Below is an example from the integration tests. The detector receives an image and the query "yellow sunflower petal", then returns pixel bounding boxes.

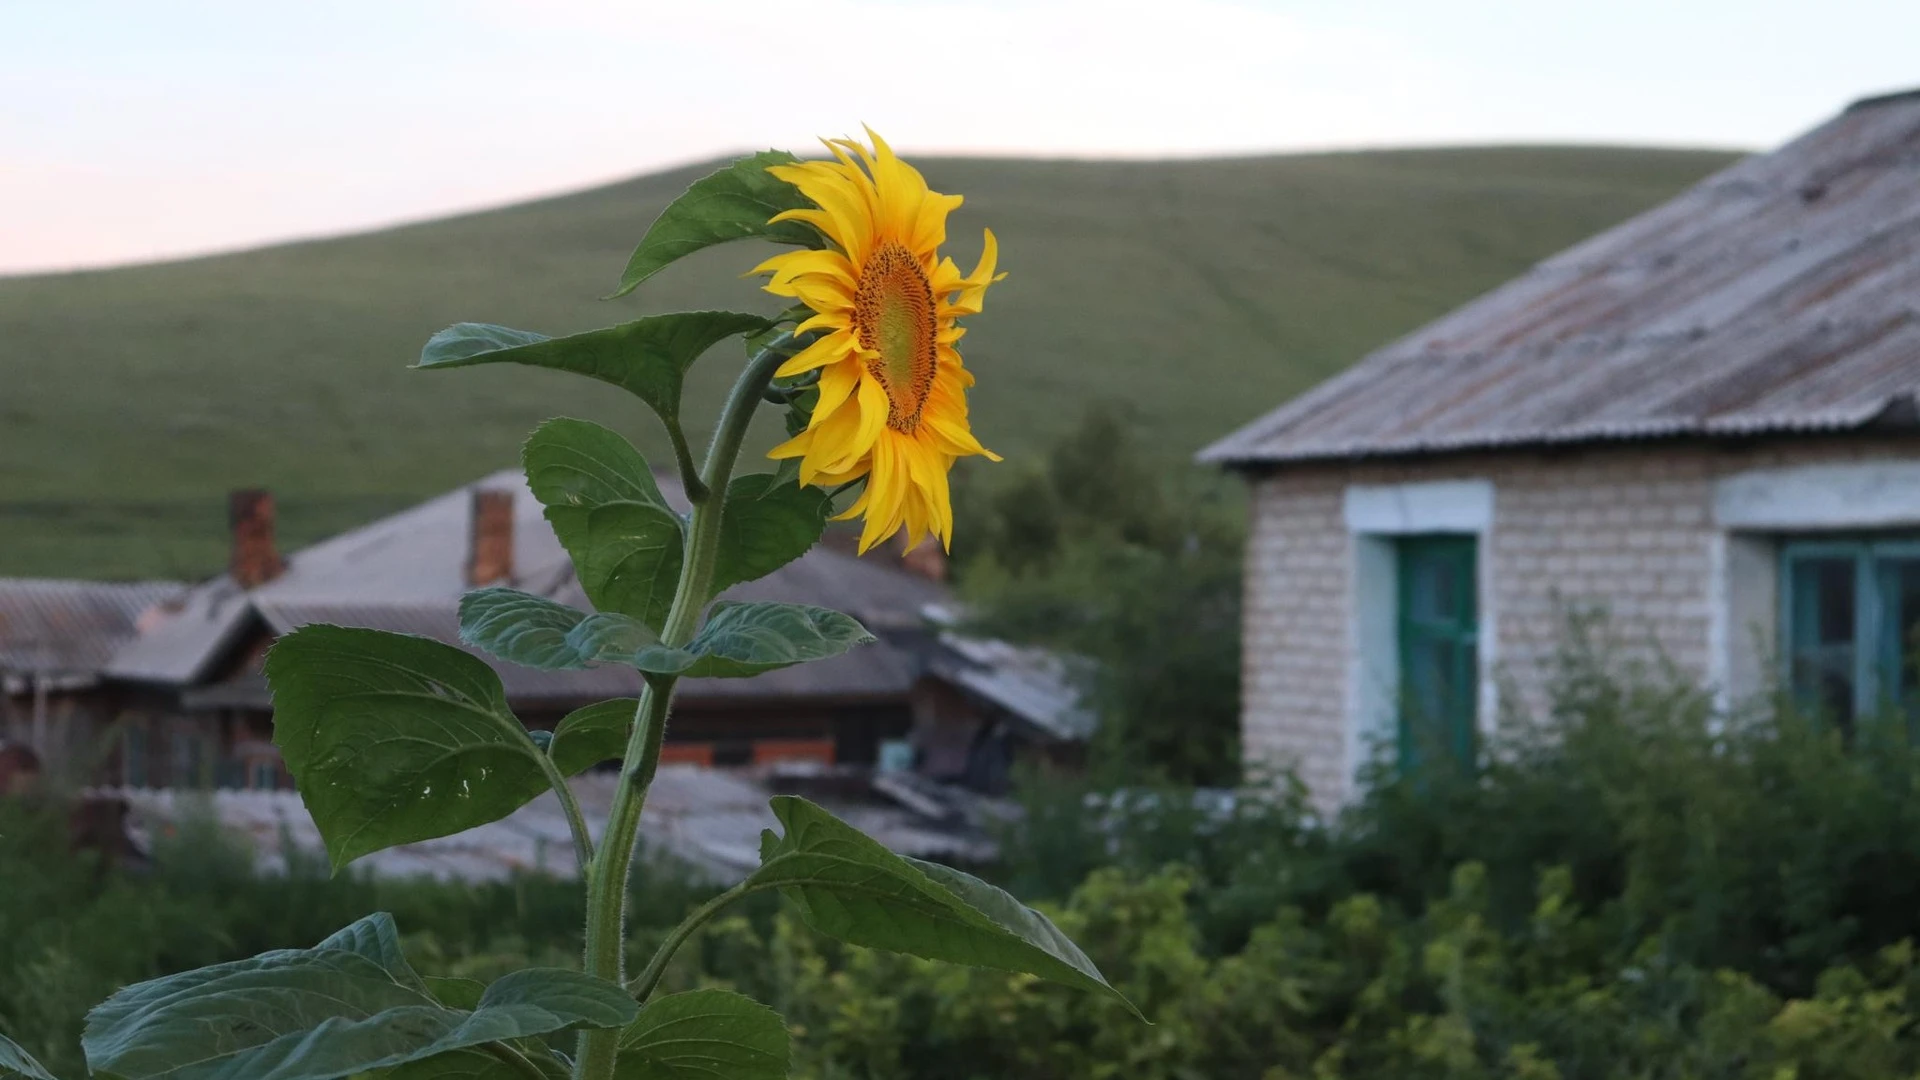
[807,359,861,428]
[774,330,857,379]
[759,131,999,554]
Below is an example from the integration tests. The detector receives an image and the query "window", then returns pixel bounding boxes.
[1783,538,1920,731]
[122,724,148,788]
[1397,535,1479,770]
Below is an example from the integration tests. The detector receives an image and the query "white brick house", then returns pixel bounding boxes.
[1200,90,1920,808]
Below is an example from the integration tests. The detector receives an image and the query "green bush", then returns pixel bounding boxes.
[0,799,732,1076]
[19,632,1920,1077]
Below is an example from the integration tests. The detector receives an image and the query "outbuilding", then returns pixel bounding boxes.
[1202,90,1920,808]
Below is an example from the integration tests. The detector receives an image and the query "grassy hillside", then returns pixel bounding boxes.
[0,146,1738,579]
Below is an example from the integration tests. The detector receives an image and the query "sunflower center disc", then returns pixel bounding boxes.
[853,241,938,433]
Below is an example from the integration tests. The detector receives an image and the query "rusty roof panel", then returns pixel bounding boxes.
[1201,93,1920,466]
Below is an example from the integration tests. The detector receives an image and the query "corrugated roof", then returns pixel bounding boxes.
[928,632,1096,743]
[183,598,919,709]
[109,467,940,688]
[1200,92,1920,467]
[0,579,184,677]
[95,766,998,883]
[97,464,1083,735]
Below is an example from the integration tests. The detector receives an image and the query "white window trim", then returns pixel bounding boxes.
[1342,479,1496,798]
[1710,460,1920,709]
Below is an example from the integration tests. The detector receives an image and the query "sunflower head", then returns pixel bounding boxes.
[754,129,1003,555]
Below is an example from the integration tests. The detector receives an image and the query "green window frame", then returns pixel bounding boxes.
[1396,534,1479,771]
[1781,537,1920,732]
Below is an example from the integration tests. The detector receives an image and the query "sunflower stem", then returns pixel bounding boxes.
[664,418,707,505]
[574,336,792,1080]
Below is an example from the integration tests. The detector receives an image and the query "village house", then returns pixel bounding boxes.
[0,472,1088,798]
[1201,89,1920,809]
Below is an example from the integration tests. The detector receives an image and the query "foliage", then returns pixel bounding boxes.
[0,148,1737,579]
[776,640,1920,1078]
[0,798,712,1078]
[23,644,1920,1074]
[956,406,1244,786]
[1,143,1129,1080]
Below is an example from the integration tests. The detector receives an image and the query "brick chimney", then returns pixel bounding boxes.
[467,489,515,586]
[228,489,285,589]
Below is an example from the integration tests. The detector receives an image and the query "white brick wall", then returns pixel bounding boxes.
[1239,436,1920,811]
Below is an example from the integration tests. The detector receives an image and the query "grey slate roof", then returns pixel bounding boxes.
[1200,90,1920,467]
[98,766,998,883]
[927,632,1097,743]
[103,465,1073,727]
[0,579,184,678]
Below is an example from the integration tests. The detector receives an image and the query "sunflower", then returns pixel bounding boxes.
[755,129,1003,555]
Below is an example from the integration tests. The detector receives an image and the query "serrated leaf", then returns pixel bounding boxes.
[83,920,635,1080]
[317,913,428,993]
[459,589,592,671]
[709,473,832,599]
[421,977,485,1013]
[418,313,770,432]
[0,1034,57,1080]
[549,698,639,776]
[564,612,664,663]
[521,418,670,513]
[753,796,1140,1018]
[379,1048,526,1080]
[523,419,685,633]
[613,989,787,1080]
[475,969,638,1031]
[383,1046,572,1080]
[265,625,550,871]
[579,602,873,680]
[609,151,819,298]
[677,601,873,678]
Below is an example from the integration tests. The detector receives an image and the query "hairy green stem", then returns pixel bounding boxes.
[534,750,595,878]
[574,336,792,1080]
[626,878,757,1002]
[663,418,707,505]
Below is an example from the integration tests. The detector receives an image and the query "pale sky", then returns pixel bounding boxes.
[4,0,1917,275]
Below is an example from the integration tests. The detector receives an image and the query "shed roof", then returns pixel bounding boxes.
[0,579,184,678]
[101,466,1072,729]
[1200,91,1920,467]
[108,467,943,692]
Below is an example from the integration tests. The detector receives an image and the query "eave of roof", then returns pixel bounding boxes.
[1199,91,1920,469]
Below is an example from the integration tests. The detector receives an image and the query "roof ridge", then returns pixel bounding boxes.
[1846,87,1920,113]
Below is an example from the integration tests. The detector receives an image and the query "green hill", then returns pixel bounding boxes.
[0,146,1738,579]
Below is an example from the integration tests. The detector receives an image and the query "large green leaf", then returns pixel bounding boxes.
[265,625,550,871]
[612,990,787,1080]
[316,912,427,992]
[577,602,873,680]
[422,977,486,1012]
[677,602,873,678]
[709,473,832,599]
[83,917,635,1080]
[381,1047,567,1080]
[753,797,1140,1018]
[418,312,771,433]
[521,417,670,513]
[609,151,818,298]
[0,1035,56,1080]
[522,419,685,633]
[459,588,592,671]
[549,698,639,776]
